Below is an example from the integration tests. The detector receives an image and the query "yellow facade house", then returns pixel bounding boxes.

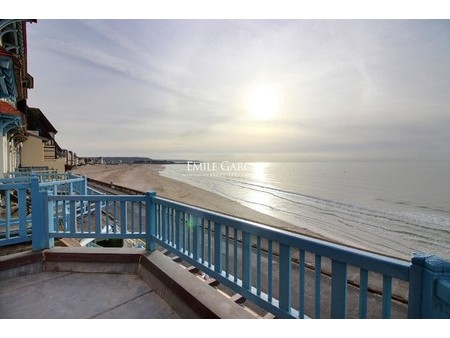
[21,107,66,173]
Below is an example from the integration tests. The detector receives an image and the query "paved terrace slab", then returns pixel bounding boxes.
[0,247,259,319]
[0,271,180,319]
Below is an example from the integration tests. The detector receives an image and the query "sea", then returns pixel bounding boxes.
[160,160,450,261]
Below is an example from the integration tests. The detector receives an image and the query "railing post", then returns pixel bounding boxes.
[83,175,88,195]
[31,176,45,251]
[145,191,156,251]
[331,259,348,318]
[408,253,450,318]
[31,176,53,250]
[408,253,429,318]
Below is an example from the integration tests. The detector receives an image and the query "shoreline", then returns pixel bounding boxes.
[73,163,328,241]
[72,163,415,261]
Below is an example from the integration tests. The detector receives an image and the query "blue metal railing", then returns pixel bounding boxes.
[151,196,412,319]
[3,174,450,318]
[28,189,449,318]
[0,180,31,246]
[46,194,148,240]
[0,171,89,248]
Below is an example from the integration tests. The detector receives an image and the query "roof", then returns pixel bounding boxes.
[26,107,58,134]
[0,100,21,116]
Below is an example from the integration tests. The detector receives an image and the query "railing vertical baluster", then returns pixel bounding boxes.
[120,201,127,235]
[268,239,273,302]
[105,199,109,219]
[233,228,238,282]
[170,208,174,245]
[113,201,117,230]
[5,189,10,239]
[185,213,190,254]
[225,226,229,277]
[193,216,200,261]
[88,201,92,233]
[54,198,59,231]
[315,254,322,319]
[55,196,59,232]
[18,188,27,238]
[131,201,135,234]
[47,193,55,248]
[95,201,101,234]
[382,275,392,319]
[155,204,159,237]
[256,236,261,296]
[299,250,305,318]
[69,200,76,234]
[161,206,166,240]
[331,260,348,318]
[176,210,182,250]
[201,217,205,263]
[80,200,85,234]
[242,231,252,290]
[139,201,143,234]
[359,268,368,319]
[279,243,292,313]
[214,223,222,273]
[167,208,171,243]
[62,200,67,231]
[160,205,164,239]
[181,211,186,252]
[207,220,212,267]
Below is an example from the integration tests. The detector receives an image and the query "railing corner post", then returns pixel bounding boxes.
[408,253,450,318]
[31,177,49,251]
[145,191,157,251]
[408,252,427,318]
[83,175,88,195]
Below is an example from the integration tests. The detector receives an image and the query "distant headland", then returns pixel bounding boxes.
[80,156,200,166]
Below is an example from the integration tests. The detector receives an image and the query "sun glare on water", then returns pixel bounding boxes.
[247,84,279,120]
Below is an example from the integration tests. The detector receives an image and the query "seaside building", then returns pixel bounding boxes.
[1,19,73,174]
[21,107,66,173]
[0,19,35,176]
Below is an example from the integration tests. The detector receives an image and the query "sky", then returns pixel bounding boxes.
[25,19,450,161]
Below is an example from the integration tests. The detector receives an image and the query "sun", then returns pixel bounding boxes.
[247,84,279,120]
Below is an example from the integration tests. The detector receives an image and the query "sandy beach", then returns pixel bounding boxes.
[73,164,325,241]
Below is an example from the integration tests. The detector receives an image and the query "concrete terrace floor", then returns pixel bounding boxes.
[0,271,180,319]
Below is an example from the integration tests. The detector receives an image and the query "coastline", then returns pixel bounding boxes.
[73,164,327,241]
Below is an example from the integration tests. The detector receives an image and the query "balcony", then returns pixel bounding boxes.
[1,171,449,319]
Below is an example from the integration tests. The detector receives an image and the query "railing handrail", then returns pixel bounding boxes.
[0,181,32,190]
[0,176,32,184]
[48,194,145,202]
[39,177,85,188]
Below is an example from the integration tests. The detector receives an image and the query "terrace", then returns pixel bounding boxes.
[1,170,449,319]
